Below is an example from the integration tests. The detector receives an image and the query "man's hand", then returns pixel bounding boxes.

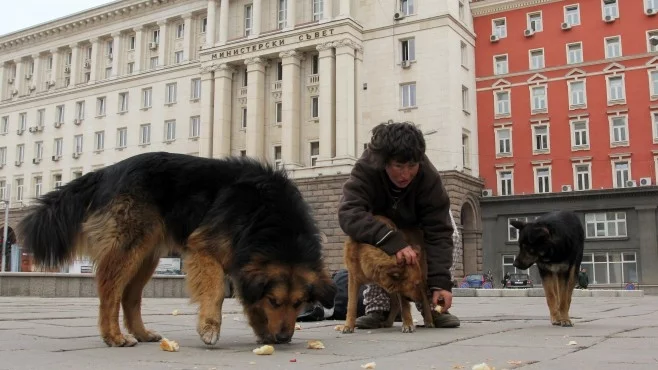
[432,289,453,311]
[395,246,418,265]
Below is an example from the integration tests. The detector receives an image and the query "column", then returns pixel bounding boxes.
[213,64,235,158]
[339,0,351,17]
[111,32,122,78]
[50,49,62,88]
[638,206,658,286]
[199,64,215,158]
[88,39,98,83]
[280,50,303,167]
[251,0,262,38]
[157,20,168,66]
[207,0,218,46]
[133,27,144,73]
[218,0,228,45]
[316,42,335,161]
[334,39,357,160]
[182,13,193,61]
[245,57,266,159]
[0,62,6,100]
[31,54,41,92]
[285,0,296,30]
[14,59,24,96]
[322,0,333,22]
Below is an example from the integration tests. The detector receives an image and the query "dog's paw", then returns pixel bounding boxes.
[198,321,220,345]
[424,320,435,329]
[401,324,415,333]
[103,333,138,347]
[341,325,355,334]
[559,319,573,327]
[134,330,162,342]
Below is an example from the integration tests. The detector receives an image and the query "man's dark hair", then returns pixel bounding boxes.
[367,121,426,167]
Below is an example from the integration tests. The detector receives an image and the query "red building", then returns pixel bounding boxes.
[471,0,658,291]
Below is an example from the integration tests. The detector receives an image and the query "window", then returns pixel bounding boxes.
[401,38,415,62]
[191,78,201,100]
[494,55,508,75]
[462,86,469,113]
[273,145,282,169]
[140,124,151,145]
[311,55,319,74]
[1,116,8,134]
[569,80,587,107]
[174,51,184,64]
[460,41,467,68]
[150,57,159,69]
[310,141,320,166]
[53,174,63,189]
[567,43,583,64]
[18,113,26,131]
[574,164,591,191]
[602,0,619,19]
[613,161,630,188]
[564,4,580,25]
[530,86,547,112]
[529,49,544,70]
[0,147,6,166]
[275,102,283,124]
[400,0,414,15]
[74,135,83,154]
[650,70,658,96]
[535,167,551,193]
[495,91,510,115]
[311,96,319,118]
[176,23,184,39]
[53,138,63,157]
[0,181,5,201]
[581,252,637,285]
[648,31,658,52]
[610,116,628,144]
[276,62,283,81]
[15,178,23,202]
[605,36,621,58]
[34,141,43,160]
[190,116,200,138]
[585,212,626,238]
[571,120,589,148]
[119,92,129,112]
[129,35,136,50]
[492,18,506,38]
[607,76,625,102]
[244,4,253,36]
[201,18,207,33]
[16,144,24,163]
[496,128,511,155]
[105,67,112,79]
[278,0,287,29]
[653,112,658,141]
[96,97,106,116]
[165,83,177,104]
[462,133,471,170]
[459,0,465,21]
[527,12,542,32]
[117,128,128,148]
[532,125,549,152]
[33,176,42,198]
[75,101,85,120]
[94,131,105,151]
[312,0,323,21]
[400,83,416,108]
[165,120,176,141]
[55,105,65,123]
[647,0,658,11]
[142,88,152,108]
[498,171,513,196]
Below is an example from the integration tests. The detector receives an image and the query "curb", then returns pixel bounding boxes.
[452,288,644,298]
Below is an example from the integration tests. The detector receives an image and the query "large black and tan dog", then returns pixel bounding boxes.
[510,210,584,327]
[17,152,336,347]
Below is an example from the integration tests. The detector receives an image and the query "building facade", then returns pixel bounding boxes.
[0,0,483,276]
[472,0,658,290]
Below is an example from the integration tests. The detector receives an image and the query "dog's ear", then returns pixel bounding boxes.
[239,273,270,304]
[306,274,337,308]
[387,266,405,281]
[530,225,550,242]
[510,220,527,230]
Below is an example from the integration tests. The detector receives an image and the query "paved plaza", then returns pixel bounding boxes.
[0,295,656,370]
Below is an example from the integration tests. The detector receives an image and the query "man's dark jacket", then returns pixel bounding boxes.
[337,149,455,292]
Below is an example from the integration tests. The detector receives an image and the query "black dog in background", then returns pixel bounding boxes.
[510,210,584,327]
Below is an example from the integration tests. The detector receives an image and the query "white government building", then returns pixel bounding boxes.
[0,0,479,272]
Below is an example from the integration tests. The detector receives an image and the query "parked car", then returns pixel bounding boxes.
[459,273,494,289]
[505,273,533,288]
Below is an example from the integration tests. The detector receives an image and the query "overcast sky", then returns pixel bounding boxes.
[0,0,115,37]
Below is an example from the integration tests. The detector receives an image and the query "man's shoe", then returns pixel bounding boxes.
[432,310,460,328]
[355,311,388,329]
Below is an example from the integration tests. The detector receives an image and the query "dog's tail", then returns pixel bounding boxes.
[16,171,106,269]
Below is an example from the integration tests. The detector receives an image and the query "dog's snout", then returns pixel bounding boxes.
[275,332,292,343]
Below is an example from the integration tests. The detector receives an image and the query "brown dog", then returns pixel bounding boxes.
[341,215,434,334]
